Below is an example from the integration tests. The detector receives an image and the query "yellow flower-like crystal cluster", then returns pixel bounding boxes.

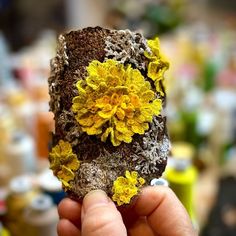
[144,37,169,94]
[112,170,145,206]
[49,140,80,188]
[72,59,162,146]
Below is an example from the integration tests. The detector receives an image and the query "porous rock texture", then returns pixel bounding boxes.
[48,27,170,204]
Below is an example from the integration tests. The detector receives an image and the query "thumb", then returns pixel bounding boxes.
[81,190,127,236]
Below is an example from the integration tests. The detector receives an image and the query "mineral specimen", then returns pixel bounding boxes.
[48,27,170,205]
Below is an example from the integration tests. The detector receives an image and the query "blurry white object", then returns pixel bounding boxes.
[66,0,108,29]
[212,89,236,143]
[150,178,169,187]
[183,86,204,111]
[213,89,236,111]
[5,132,36,176]
[9,175,33,193]
[38,170,62,192]
[196,108,216,136]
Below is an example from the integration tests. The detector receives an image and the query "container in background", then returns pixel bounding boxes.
[6,88,35,134]
[23,194,58,236]
[0,222,10,236]
[35,102,54,159]
[0,188,8,222]
[150,178,169,187]
[5,132,36,176]
[38,170,65,205]
[5,176,38,236]
[165,142,198,224]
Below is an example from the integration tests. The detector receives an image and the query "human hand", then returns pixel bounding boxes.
[57,186,197,236]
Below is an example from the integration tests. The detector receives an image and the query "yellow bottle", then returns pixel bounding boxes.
[165,142,197,222]
[0,223,10,236]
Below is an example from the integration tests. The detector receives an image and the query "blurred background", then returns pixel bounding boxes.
[0,0,236,235]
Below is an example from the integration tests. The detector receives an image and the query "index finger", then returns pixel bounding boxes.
[58,198,82,228]
[134,186,197,236]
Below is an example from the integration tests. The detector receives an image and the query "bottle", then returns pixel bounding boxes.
[5,132,36,176]
[5,176,38,236]
[35,102,54,159]
[23,194,59,236]
[38,169,65,205]
[150,178,169,187]
[165,142,198,225]
[0,222,10,236]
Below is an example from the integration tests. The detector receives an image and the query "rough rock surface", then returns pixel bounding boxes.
[48,27,170,204]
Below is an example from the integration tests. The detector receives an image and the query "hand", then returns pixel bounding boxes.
[57,186,197,236]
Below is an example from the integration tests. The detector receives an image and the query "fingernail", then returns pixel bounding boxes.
[82,190,109,215]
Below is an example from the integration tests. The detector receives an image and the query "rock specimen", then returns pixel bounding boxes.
[48,27,170,206]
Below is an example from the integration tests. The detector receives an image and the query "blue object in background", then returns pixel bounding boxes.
[0,0,12,10]
[0,32,14,86]
[43,189,65,205]
[38,170,65,205]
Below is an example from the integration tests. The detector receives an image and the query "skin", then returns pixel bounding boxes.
[57,186,198,236]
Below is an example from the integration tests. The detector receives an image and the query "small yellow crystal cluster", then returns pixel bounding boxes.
[49,140,80,188]
[72,59,162,146]
[144,37,169,94]
[112,170,145,206]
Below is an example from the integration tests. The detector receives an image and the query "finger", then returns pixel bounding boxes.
[134,186,197,236]
[57,219,81,236]
[118,205,139,228]
[81,190,127,236]
[128,217,156,236]
[58,198,82,228]
[119,207,156,236]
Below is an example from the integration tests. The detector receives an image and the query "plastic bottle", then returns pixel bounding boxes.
[165,142,198,224]
[23,194,58,236]
[5,176,38,236]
